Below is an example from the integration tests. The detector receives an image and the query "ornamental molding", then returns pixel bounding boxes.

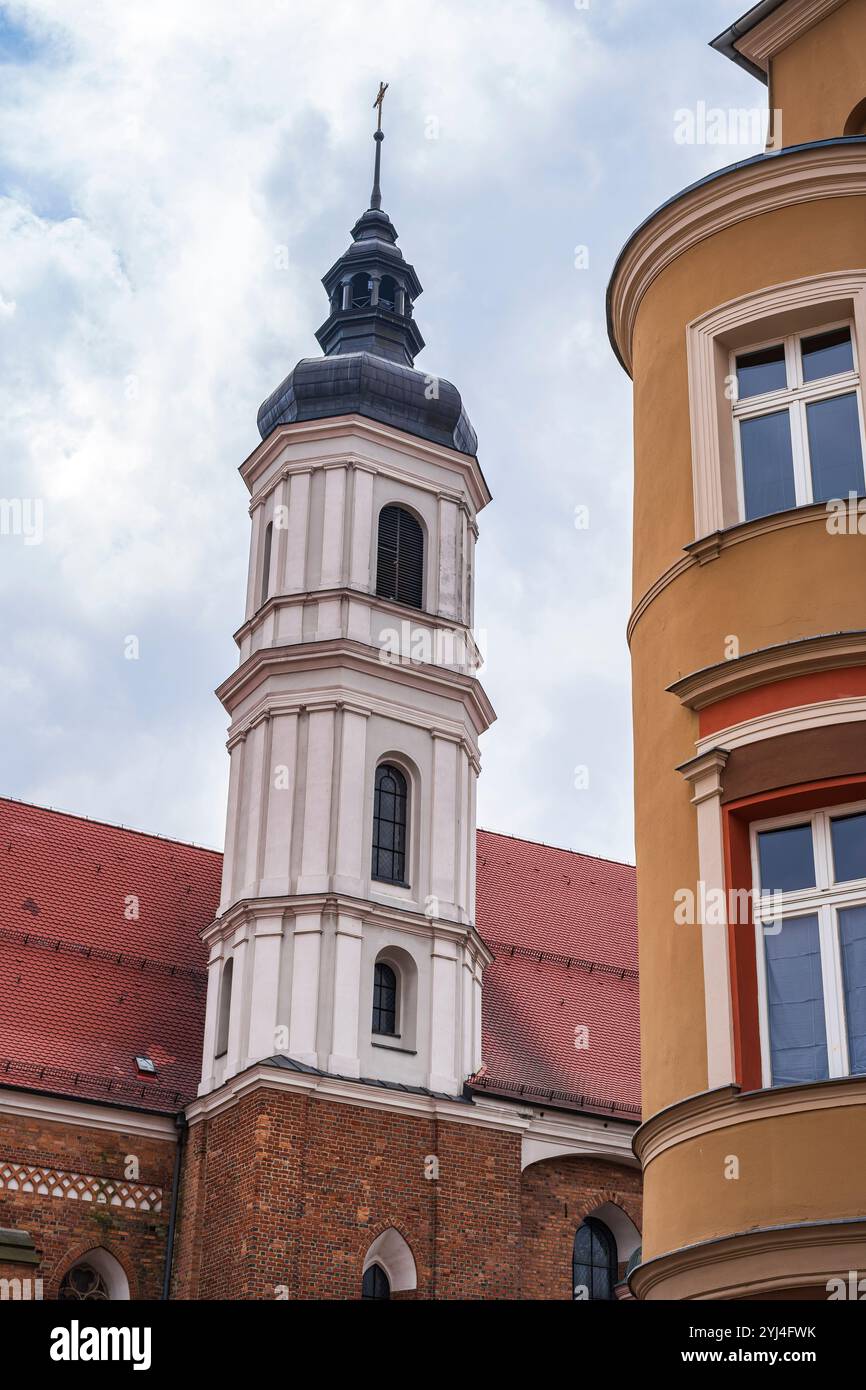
[695,694,866,756]
[0,1160,163,1213]
[0,1088,177,1141]
[634,1076,866,1170]
[232,587,474,649]
[631,1215,866,1301]
[185,1060,637,1147]
[247,452,470,516]
[200,892,494,968]
[239,415,491,514]
[224,686,483,769]
[215,638,496,738]
[733,0,847,74]
[608,139,866,376]
[666,630,866,710]
[627,502,838,644]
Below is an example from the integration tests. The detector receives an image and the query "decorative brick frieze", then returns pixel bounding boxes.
[0,1160,163,1213]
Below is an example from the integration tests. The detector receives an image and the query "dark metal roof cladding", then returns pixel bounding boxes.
[256,352,478,456]
[257,108,477,457]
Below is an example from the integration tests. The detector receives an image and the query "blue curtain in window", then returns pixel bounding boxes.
[764,915,828,1085]
[840,905,866,1076]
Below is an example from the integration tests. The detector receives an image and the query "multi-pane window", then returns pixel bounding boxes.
[752,804,866,1087]
[371,763,408,885]
[372,961,397,1036]
[376,505,424,609]
[732,324,865,521]
[572,1218,617,1301]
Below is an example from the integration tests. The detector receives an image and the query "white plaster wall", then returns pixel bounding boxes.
[201,418,492,1096]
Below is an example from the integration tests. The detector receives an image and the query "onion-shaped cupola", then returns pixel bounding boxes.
[257,83,477,457]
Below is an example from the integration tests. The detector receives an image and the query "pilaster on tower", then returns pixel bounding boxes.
[198,93,494,1102]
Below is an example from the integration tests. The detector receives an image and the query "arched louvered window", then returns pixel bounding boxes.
[215,958,233,1058]
[361,1263,391,1300]
[573,1217,617,1301]
[371,763,408,885]
[376,505,423,609]
[260,521,273,607]
[372,961,398,1036]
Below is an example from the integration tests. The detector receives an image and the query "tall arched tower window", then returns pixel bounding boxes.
[371,763,408,885]
[572,1217,617,1301]
[376,505,423,609]
[215,958,233,1058]
[372,961,398,1035]
[260,521,273,607]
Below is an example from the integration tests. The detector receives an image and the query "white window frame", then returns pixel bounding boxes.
[731,319,866,522]
[751,799,866,1088]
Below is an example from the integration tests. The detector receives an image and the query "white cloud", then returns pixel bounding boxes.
[1,0,765,857]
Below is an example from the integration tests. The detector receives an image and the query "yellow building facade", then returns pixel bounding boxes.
[609,0,866,1299]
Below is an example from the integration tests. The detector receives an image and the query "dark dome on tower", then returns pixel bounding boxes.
[257,93,477,457]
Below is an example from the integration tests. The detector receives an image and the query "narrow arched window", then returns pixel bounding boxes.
[361,1263,391,1300]
[260,521,273,607]
[376,505,423,609]
[372,961,398,1036]
[215,958,233,1058]
[371,763,408,885]
[573,1217,617,1301]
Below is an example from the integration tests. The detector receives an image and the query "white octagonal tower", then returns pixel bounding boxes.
[198,117,494,1100]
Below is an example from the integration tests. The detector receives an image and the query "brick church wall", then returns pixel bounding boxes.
[173,1084,639,1301]
[0,1110,176,1299]
[520,1154,643,1299]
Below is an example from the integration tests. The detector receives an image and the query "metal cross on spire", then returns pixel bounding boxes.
[370,81,389,210]
[373,81,389,131]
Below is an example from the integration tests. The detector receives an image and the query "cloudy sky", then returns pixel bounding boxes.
[0,0,766,862]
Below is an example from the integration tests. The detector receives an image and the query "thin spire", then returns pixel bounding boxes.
[370,80,389,210]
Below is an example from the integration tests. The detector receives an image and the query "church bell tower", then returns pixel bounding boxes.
[198,89,494,1100]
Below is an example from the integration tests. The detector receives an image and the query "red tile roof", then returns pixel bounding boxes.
[0,798,219,1113]
[473,830,640,1118]
[0,800,638,1119]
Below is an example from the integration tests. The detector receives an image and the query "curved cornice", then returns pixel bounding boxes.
[666,629,866,710]
[631,1215,866,1300]
[627,501,837,645]
[216,637,496,738]
[607,136,866,376]
[634,1075,866,1169]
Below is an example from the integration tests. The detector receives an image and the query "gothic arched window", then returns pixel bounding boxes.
[361,1262,391,1300]
[371,763,408,886]
[376,505,424,610]
[573,1217,617,1301]
[372,961,398,1036]
[59,1265,110,1301]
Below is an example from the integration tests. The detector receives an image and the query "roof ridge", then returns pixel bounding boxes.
[477,825,634,869]
[0,795,223,857]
